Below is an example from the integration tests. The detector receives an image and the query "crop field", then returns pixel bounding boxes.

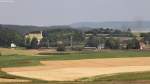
[1,48,150,84]
[0,49,150,68]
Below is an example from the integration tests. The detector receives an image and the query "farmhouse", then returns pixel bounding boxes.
[25,31,43,44]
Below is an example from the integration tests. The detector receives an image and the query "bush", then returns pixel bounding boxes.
[57,42,66,51]
[57,45,65,51]
[38,52,71,55]
[72,47,83,51]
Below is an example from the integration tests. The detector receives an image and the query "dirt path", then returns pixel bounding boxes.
[0,48,56,56]
[3,57,150,81]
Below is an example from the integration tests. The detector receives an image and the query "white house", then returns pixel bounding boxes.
[11,43,16,48]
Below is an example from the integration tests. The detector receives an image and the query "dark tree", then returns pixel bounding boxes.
[140,32,150,44]
[40,37,49,47]
[127,38,140,49]
[30,37,38,49]
[0,28,24,47]
[105,37,120,49]
[86,36,99,47]
[25,37,31,49]
[127,28,131,33]
[57,41,66,51]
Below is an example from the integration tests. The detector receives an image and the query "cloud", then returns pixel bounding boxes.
[0,0,15,3]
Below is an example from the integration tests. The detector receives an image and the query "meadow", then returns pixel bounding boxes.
[1,49,150,68]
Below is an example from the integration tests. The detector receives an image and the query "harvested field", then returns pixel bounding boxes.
[2,57,150,81]
[0,78,30,83]
[0,48,56,56]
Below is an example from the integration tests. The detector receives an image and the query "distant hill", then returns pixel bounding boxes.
[70,21,150,32]
[1,21,150,34]
[1,24,47,34]
[0,24,73,34]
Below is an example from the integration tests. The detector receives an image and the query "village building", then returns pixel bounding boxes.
[25,31,43,44]
[11,43,16,48]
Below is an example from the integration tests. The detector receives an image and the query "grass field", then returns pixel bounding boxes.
[1,50,150,68]
[78,71,150,81]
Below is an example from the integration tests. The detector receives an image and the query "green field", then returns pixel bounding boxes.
[78,71,150,81]
[0,50,150,68]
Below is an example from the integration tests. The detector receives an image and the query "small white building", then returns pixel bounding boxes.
[11,43,16,48]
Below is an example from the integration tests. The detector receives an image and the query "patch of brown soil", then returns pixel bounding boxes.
[41,57,150,68]
[3,57,150,81]
[0,78,30,83]
[0,48,56,56]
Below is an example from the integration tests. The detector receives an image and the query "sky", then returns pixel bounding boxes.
[0,0,150,26]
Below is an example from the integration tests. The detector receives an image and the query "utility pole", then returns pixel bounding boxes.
[47,39,50,48]
[70,36,73,48]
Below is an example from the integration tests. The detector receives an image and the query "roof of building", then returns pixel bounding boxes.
[25,31,42,35]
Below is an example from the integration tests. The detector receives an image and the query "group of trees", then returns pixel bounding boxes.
[127,38,140,49]
[140,32,150,44]
[85,28,133,37]
[0,26,24,47]
[85,36,99,47]
[42,28,84,47]
[86,36,141,49]
[86,36,120,49]
[105,38,120,49]
[25,37,40,49]
[0,25,40,49]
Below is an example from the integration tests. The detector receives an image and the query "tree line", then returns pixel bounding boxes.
[0,25,149,50]
[85,28,133,37]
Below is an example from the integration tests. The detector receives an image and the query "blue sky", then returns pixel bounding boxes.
[0,0,150,26]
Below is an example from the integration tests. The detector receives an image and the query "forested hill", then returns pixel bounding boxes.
[0,24,74,34]
[0,24,47,34]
